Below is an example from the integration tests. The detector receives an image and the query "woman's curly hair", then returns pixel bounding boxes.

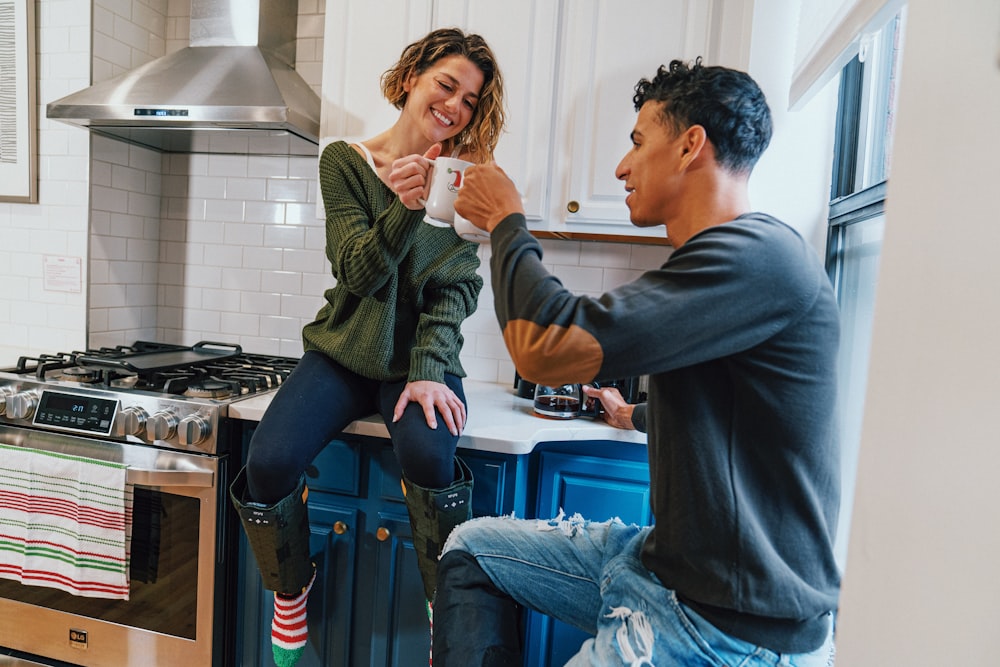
[381,28,506,163]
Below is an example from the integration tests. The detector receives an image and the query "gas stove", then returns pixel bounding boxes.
[0,340,297,455]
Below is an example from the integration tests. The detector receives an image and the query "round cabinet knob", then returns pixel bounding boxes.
[116,406,149,437]
[146,411,178,441]
[7,391,39,420]
[0,387,14,416]
[566,200,580,214]
[333,521,348,535]
[178,414,210,446]
[376,527,391,542]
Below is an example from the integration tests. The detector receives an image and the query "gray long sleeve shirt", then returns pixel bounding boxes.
[490,211,841,653]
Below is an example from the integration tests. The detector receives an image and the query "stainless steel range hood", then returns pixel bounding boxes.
[46,0,320,156]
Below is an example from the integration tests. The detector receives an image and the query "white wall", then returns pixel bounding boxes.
[2,1,838,391]
[0,0,90,365]
[835,0,1000,664]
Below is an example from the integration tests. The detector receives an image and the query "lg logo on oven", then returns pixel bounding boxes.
[70,628,88,649]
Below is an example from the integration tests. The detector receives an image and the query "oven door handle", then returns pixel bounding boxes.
[126,467,214,488]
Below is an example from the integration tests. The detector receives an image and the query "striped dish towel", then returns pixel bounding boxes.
[0,443,132,600]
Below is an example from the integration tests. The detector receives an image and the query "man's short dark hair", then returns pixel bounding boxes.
[633,58,773,175]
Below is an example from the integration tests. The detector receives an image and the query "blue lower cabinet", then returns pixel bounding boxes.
[524,443,652,667]
[236,435,529,666]
[238,500,358,667]
[235,435,647,666]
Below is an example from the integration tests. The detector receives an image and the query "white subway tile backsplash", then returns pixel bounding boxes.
[90,235,128,261]
[186,220,224,244]
[220,268,262,292]
[128,192,160,218]
[90,283,127,309]
[126,238,159,262]
[602,268,646,292]
[243,247,284,271]
[107,260,144,284]
[209,155,249,178]
[581,241,631,268]
[223,222,264,247]
[126,283,157,308]
[244,201,285,225]
[201,288,234,312]
[189,177,228,200]
[262,271,303,295]
[549,265,606,294]
[240,292,282,316]
[221,312,261,336]
[263,224,306,249]
[157,263,184,286]
[301,272,335,297]
[248,156,290,179]
[260,315,302,340]
[280,294,323,320]
[225,178,268,202]
[286,202,322,225]
[203,244,244,268]
[186,309,222,332]
[281,248,326,274]
[267,179,310,203]
[92,185,130,214]
[70,0,667,384]
[205,199,246,223]
[288,157,316,179]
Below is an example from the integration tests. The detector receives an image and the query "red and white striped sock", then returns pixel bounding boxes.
[271,568,316,667]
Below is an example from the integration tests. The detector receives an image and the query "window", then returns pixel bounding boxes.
[825,10,905,569]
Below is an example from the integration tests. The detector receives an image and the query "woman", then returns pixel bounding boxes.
[230,28,506,667]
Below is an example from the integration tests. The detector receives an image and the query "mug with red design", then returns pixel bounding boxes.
[422,156,473,227]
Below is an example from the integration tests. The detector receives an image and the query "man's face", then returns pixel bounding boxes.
[615,102,682,228]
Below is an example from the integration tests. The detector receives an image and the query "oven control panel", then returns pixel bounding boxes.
[34,390,118,435]
[0,378,223,454]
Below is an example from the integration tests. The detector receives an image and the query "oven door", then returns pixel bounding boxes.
[0,424,229,667]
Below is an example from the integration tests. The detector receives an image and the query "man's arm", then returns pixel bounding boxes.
[582,385,647,433]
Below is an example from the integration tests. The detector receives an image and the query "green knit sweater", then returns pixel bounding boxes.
[303,141,483,383]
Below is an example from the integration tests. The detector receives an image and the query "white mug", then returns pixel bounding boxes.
[454,211,490,243]
[422,157,473,227]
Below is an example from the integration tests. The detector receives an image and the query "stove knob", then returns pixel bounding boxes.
[0,387,13,416]
[116,406,149,437]
[178,414,210,446]
[146,411,178,441]
[7,391,40,420]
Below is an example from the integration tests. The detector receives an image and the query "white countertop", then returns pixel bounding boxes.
[228,379,647,455]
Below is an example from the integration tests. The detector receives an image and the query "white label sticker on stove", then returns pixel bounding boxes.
[43,255,83,293]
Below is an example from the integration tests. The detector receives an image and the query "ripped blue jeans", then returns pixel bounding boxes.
[440,513,836,667]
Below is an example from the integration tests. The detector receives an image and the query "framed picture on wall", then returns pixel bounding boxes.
[0,0,37,203]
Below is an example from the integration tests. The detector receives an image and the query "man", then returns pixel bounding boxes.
[437,58,842,667]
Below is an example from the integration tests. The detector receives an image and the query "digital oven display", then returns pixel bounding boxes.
[34,391,118,436]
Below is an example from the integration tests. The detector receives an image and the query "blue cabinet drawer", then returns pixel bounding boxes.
[535,450,651,525]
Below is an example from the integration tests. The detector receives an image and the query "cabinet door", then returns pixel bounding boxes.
[547,0,753,241]
[320,0,433,143]
[238,501,358,667]
[526,449,651,667]
[435,0,560,223]
[355,444,431,667]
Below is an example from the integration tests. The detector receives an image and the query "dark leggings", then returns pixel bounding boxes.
[245,350,465,504]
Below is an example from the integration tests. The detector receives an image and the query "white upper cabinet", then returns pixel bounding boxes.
[321,0,753,243]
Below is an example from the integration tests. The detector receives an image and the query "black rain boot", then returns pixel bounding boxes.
[433,549,523,666]
[402,457,474,601]
[230,466,316,666]
[229,465,314,592]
